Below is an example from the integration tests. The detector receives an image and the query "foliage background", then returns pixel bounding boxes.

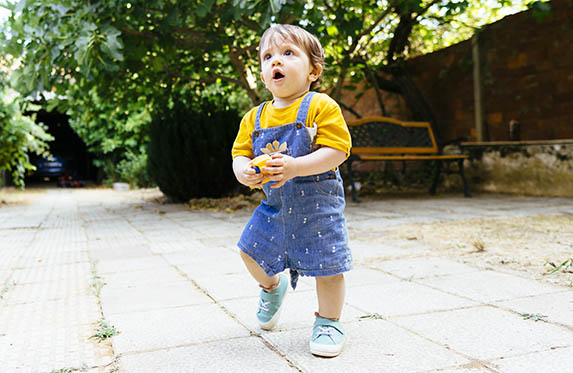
[0,0,545,195]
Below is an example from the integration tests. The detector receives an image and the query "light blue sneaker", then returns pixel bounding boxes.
[309,316,345,357]
[257,273,287,330]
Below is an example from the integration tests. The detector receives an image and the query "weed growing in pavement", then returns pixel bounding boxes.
[0,278,16,300]
[360,313,385,320]
[89,319,120,342]
[472,239,485,252]
[87,260,121,343]
[520,313,548,322]
[89,260,106,298]
[544,257,573,275]
[49,364,88,373]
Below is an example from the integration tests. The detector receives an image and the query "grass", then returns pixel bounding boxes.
[359,313,385,320]
[88,260,120,343]
[520,313,548,322]
[544,257,573,275]
[49,365,88,373]
[0,278,16,300]
[89,319,120,343]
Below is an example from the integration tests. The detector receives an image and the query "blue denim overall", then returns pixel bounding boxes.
[238,92,352,289]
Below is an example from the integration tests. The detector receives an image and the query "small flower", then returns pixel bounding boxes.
[260,140,288,155]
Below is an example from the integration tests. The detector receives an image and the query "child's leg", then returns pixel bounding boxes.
[240,250,280,291]
[315,274,346,320]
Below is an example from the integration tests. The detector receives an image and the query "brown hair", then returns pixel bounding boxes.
[258,24,325,90]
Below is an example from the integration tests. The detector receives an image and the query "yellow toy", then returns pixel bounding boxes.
[250,141,288,187]
[251,154,272,185]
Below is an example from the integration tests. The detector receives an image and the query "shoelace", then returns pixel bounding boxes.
[314,326,337,342]
[258,299,271,313]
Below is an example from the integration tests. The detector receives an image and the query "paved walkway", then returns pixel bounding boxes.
[0,188,572,372]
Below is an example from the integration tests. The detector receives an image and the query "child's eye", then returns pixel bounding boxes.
[284,50,293,56]
[263,53,271,60]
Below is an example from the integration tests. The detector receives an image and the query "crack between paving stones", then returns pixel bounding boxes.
[80,205,121,372]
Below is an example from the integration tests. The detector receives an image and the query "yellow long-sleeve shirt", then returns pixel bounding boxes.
[232,92,351,159]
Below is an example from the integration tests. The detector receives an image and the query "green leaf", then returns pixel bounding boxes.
[326,25,338,36]
[270,0,283,14]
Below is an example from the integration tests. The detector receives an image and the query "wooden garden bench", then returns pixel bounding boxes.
[345,116,471,202]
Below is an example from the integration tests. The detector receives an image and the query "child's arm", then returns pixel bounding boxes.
[262,146,346,189]
[233,156,266,188]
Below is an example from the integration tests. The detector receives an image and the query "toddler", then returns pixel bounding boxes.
[232,24,352,357]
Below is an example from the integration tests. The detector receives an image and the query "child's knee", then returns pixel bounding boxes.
[316,273,344,285]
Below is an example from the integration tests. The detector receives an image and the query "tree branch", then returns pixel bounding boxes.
[228,49,261,104]
[338,101,362,119]
[330,5,393,100]
[361,55,386,116]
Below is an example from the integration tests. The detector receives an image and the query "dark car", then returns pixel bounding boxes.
[32,156,66,181]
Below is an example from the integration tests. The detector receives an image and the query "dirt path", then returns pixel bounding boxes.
[385,214,573,287]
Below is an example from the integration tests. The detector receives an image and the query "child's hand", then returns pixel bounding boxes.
[262,153,300,189]
[238,161,266,188]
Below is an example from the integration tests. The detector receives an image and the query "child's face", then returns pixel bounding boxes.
[259,35,319,105]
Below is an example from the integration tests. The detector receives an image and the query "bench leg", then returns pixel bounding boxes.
[429,160,442,195]
[458,159,472,197]
[346,161,360,203]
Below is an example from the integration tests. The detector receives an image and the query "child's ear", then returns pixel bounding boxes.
[260,72,265,84]
[309,64,323,82]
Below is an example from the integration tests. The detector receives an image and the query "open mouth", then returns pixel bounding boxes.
[273,71,285,80]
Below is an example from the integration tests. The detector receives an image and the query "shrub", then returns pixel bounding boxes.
[147,97,241,202]
[0,95,53,188]
[116,151,154,188]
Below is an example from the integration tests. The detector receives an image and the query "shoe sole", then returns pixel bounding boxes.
[309,340,344,357]
[258,287,287,331]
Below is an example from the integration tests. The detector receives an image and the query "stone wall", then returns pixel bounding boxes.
[341,0,573,142]
[458,141,573,197]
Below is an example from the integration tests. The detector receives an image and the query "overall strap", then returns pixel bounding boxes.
[254,101,267,130]
[295,91,317,125]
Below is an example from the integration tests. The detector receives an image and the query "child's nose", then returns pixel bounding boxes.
[271,57,282,66]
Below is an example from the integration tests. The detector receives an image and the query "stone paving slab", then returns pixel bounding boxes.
[369,257,482,280]
[419,270,565,302]
[100,281,212,316]
[263,319,470,372]
[347,281,478,317]
[108,303,252,354]
[97,256,172,275]
[118,336,297,372]
[491,346,573,373]
[0,324,113,373]
[101,267,187,291]
[495,291,573,328]
[392,305,573,361]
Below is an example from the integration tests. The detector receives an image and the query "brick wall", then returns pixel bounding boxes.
[343,0,573,142]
